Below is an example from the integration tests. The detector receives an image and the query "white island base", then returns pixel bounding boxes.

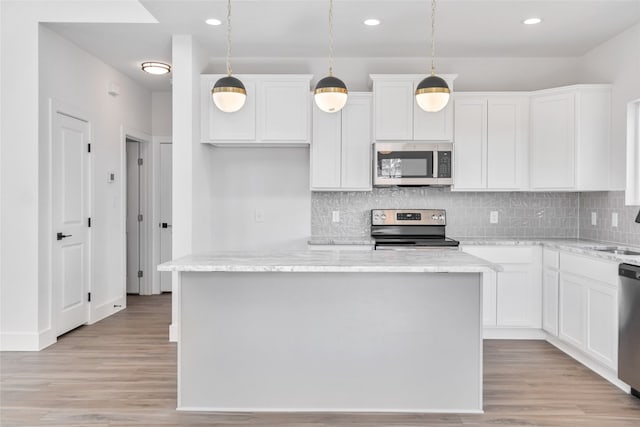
[177,270,483,413]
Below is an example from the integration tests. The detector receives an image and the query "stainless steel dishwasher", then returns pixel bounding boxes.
[619,263,640,398]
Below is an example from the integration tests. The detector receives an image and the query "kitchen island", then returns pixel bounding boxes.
[158,249,498,413]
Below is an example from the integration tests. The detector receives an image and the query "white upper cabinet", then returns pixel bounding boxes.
[453,94,528,191]
[311,93,372,191]
[201,74,312,145]
[370,74,456,142]
[529,85,611,191]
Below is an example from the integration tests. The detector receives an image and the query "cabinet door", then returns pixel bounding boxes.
[542,268,559,336]
[487,97,527,189]
[259,80,309,142]
[310,103,342,189]
[414,94,454,141]
[559,274,586,349]
[341,94,372,190]
[496,268,535,327]
[530,92,575,189]
[373,80,413,140]
[203,78,257,141]
[453,98,486,189]
[586,282,617,369]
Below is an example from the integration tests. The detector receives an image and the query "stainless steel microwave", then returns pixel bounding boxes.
[373,142,453,186]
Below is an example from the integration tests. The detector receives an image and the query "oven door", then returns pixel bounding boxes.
[373,142,452,186]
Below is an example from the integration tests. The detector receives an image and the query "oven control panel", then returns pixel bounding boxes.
[371,209,447,226]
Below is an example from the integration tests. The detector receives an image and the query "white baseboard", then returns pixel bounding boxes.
[545,334,631,393]
[177,406,483,414]
[90,297,126,325]
[483,328,546,340]
[0,329,56,351]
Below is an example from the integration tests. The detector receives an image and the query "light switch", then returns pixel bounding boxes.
[612,212,618,227]
[490,211,499,224]
[591,212,597,226]
[332,211,340,223]
[254,209,264,223]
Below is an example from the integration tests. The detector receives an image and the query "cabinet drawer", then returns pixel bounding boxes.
[560,253,618,285]
[463,246,534,264]
[543,249,559,269]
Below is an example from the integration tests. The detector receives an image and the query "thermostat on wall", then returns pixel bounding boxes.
[107,172,116,183]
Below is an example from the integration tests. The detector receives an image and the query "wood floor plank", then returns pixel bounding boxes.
[2,293,640,426]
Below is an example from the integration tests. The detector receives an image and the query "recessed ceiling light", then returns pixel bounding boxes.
[363,18,381,26]
[523,17,542,25]
[141,62,171,75]
[205,18,222,26]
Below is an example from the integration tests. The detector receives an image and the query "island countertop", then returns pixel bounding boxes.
[157,249,500,273]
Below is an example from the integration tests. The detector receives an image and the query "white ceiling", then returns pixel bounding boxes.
[47,0,640,92]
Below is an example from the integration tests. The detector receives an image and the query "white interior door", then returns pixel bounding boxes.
[126,140,141,294]
[52,112,90,336]
[159,143,173,293]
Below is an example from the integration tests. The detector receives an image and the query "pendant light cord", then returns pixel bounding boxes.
[430,0,436,76]
[328,0,334,76]
[226,0,233,76]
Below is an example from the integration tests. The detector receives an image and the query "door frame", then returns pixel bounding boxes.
[48,98,92,340]
[121,127,153,295]
[152,136,172,295]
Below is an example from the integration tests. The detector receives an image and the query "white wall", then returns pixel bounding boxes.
[204,56,583,92]
[0,0,156,351]
[152,92,172,137]
[208,148,311,251]
[579,23,640,190]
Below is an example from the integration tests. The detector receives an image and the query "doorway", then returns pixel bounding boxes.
[125,137,149,295]
[52,110,91,336]
[159,142,173,293]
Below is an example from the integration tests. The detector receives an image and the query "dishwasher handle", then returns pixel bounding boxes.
[620,263,640,280]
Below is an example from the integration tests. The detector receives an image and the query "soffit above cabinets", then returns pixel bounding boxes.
[45,1,640,91]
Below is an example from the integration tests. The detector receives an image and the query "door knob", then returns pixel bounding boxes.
[56,232,72,240]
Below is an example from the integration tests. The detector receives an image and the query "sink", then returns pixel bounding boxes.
[592,247,640,256]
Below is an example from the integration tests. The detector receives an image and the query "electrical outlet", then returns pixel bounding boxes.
[490,211,499,224]
[612,212,618,228]
[591,212,597,226]
[254,209,264,223]
[332,210,340,223]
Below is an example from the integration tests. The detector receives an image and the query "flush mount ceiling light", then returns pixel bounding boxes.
[363,18,381,26]
[212,0,246,113]
[415,0,450,113]
[523,17,542,25]
[205,18,222,26]
[141,61,171,75]
[314,0,348,113]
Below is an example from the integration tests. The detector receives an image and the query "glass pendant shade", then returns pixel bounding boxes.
[314,75,348,113]
[415,75,450,112]
[212,75,246,113]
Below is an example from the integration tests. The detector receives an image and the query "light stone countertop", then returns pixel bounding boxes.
[157,249,500,273]
[307,236,375,246]
[307,236,640,264]
[456,238,640,264]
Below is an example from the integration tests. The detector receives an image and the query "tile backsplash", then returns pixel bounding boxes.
[579,191,640,246]
[311,187,580,239]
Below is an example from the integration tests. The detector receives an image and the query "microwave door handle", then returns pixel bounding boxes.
[433,151,438,179]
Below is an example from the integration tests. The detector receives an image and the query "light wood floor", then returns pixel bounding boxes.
[2,294,640,426]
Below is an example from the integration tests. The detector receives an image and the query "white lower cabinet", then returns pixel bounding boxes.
[542,268,560,336]
[557,253,619,370]
[462,246,541,331]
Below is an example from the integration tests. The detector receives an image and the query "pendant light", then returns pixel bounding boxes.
[415,0,450,113]
[212,0,246,113]
[314,0,348,113]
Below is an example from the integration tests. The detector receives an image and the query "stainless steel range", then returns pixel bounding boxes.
[371,209,460,250]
